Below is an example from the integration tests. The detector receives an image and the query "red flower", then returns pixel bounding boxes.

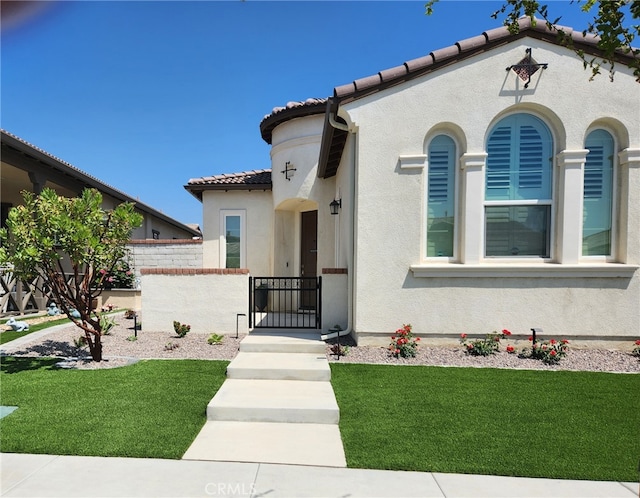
[528,336,533,341]
[561,339,570,344]
[502,329,512,336]
[494,336,500,342]
[550,350,557,356]
[391,336,396,340]
[550,339,557,345]
[506,345,515,353]
[415,337,421,341]
[635,340,640,346]
[461,333,467,339]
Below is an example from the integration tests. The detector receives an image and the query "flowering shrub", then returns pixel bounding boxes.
[460,329,512,356]
[173,321,191,338]
[520,337,570,364]
[330,343,350,357]
[389,324,421,358]
[631,340,640,358]
[100,260,135,289]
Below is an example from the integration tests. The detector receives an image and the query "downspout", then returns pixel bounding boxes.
[321,119,357,342]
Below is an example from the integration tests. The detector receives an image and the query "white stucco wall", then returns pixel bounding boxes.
[270,114,337,276]
[141,270,249,335]
[202,190,273,275]
[338,37,639,342]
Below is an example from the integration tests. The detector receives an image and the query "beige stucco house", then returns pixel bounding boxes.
[149,18,639,343]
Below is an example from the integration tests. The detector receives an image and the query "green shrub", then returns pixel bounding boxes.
[207,333,224,345]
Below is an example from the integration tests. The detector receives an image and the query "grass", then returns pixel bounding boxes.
[0,357,227,459]
[330,363,640,482]
[0,309,124,345]
[0,317,72,345]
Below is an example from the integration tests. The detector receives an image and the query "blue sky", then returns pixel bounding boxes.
[1,1,593,227]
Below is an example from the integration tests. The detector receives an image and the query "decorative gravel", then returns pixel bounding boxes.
[2,314,639,373]
[326,339,640,373]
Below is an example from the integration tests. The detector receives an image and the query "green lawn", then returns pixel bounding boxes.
[331,363,640,482]
[0,357,227,459]
[0,317,72,345]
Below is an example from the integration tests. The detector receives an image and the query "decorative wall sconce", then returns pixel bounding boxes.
[330,199,342,215]
[281,161,296,181]
[506,48,548,88]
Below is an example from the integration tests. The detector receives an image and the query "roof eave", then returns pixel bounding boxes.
[1,130,200,238]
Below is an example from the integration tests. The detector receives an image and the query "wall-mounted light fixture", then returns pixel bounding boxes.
[281,161,296,181]
[330,199,341,215]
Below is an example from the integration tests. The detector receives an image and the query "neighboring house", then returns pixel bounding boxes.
[1,130,200,240]
[168,18,639,343]
[1,130,201,315]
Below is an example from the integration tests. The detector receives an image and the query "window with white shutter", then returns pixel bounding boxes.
[583,129,614,256]
[426,135,456,258]
[485,114,553,257]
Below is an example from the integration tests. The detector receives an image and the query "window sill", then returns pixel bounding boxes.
[410,263,638,278]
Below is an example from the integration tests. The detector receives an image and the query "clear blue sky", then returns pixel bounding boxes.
[1,1,593,228]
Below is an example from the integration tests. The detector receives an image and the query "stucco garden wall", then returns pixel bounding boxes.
[140,269,249,335]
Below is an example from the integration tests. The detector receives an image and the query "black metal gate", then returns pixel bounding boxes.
[249,276,321,329]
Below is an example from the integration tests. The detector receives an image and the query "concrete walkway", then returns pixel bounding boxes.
[2,453,637,497]
[182,332,346,467]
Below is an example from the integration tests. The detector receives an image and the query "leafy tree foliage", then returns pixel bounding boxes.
[426,0,640,81]
[0,188,143,361]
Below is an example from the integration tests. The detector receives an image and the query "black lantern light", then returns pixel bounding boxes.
[330,199,341,215]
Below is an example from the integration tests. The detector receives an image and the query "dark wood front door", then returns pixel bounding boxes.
[300,210,317,310]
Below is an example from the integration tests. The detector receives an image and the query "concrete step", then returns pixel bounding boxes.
[182,420,347,467]
[227,352,330,381]
[207,379,339,424]
[241,333,325,354]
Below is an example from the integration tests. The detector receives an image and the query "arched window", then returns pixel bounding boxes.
[426,135,456,257]
[583,129,614,256]
[485,114,553,257]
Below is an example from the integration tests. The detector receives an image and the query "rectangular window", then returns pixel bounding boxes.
[485,205,550,257]
[220,210,245,269]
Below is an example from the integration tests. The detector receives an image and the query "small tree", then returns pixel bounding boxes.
[0,188,143,361]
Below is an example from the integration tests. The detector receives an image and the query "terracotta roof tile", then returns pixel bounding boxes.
[259,98,327,145]
[187,169,272,186]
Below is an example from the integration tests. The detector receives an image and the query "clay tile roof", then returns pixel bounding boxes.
[329,16,637,105]
[184,169,272,201]
[259,98,327,145]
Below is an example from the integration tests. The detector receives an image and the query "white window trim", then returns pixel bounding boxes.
[580,127,619,263]
[219,210,246,269]
[423,134,459,262]
[410,263,638,278]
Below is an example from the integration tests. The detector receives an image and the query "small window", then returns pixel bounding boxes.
[583,130,614,256]
[426,135,456,257]
[485,114,553,257]
[220,210,245,269]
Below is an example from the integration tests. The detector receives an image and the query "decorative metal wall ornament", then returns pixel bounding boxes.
[281,161,296,181]
[506,48,548,88]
